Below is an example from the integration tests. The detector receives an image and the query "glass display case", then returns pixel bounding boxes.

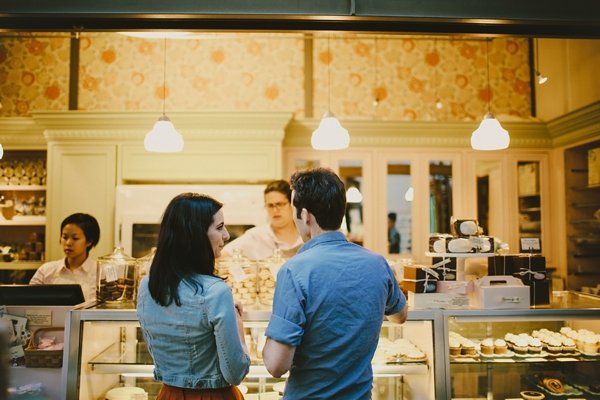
[63,306,444,399]
[443,292,600,399]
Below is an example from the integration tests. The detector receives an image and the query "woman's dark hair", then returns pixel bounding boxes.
[290,168,346,231]
[148,192,223,307]
[61,213,101,254]
[264,179,292,202]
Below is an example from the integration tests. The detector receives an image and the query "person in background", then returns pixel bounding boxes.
[137,193,250,400]
[262,168,408,399]
[388,212,401,254]
[222,180,303,260]
[29,213,100,302]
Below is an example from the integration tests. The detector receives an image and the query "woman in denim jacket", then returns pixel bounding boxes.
[137,193,250,400]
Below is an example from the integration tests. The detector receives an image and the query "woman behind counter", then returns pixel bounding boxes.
[137,193,250,400]
[222,180,303,260]
[29,213,100,302]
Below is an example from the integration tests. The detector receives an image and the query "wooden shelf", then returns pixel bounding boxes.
[0,185,46,191]
[0,215,45,226]
[0,261,41,270]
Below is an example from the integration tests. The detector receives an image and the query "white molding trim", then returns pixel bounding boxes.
[32,111,293,142]
[0,117,46,148]
[284,119,551,148]
[546,101,600,147]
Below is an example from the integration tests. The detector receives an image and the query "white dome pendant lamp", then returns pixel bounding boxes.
[144,37,184,153]
[471,39,510,151]
[311,35,349,151]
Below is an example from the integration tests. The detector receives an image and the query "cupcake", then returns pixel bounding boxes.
[513,337,529,355]
[582,336,598,354]
[494,339,508,355]
[546,338,563,355]
[461,339,477,356]
[561,337,576,353]
[449,338,462,356]
[480,338,494,355]
[528,338,543,354]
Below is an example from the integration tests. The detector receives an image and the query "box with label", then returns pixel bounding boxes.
[408,291,470,309]
[589,147,600,187]
[436,280,474,295]
[513,255,546,283]
[432,257,457,280]
[472,275,530,309]
[402,265,438,294]
[523,278,551,306]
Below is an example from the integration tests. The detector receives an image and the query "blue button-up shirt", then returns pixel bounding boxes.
[137,274,250,389]
[265,231,405,399]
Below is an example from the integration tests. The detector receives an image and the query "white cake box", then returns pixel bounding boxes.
[472,275,530,309]
[408,291,470,309]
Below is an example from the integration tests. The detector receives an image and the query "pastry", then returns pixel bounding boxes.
[561,337,576,353]
[512,336,529,355]
[528,338,543,354]
[494,339,508,355]
[480,338,494,355]
[582,336,598,354]
[461,339,477,356]
[546,338,563,355]
[520,391,545,400]
[449,338,461,356]
[541,378,564,394]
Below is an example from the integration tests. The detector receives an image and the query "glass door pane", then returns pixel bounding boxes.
[387,161,412,254]
[339,160,363,246]
[429,161,453,234]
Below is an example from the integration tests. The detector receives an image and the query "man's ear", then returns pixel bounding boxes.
[300,208,310,224]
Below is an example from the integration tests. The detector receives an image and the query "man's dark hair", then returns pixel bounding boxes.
[264,179,292,202]
[388,212,397,222]
[290,168,346,231]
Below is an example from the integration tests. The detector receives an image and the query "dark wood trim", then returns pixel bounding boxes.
[68,32,79,110]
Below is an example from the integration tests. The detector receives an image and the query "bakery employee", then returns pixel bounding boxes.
[222,180,303,260]
[30,213,100,301]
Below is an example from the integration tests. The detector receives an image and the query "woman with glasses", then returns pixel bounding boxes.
[222,180,303,260]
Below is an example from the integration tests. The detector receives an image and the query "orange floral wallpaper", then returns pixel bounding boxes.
[0,34,70,115]
[0,32,531,122]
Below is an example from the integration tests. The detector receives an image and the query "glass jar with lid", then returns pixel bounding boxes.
[97,246,137,304]
[257,248,286,306]
[216,248,257,306]
[135,247,156,293]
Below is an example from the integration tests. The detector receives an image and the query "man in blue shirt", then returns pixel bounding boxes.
[263,168,407,400]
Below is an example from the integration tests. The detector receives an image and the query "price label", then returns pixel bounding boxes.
[520,238,541,251]
[104,265,119,282]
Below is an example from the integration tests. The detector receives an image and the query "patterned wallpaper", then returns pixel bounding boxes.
[0,32,531,121]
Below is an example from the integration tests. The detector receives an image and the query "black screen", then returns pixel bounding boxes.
[0,284,85,306]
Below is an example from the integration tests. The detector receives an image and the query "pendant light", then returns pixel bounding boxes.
[0,143,4,160]
[144,37,184,153]
[471,39,510,151]
[534,38,548,85]
[346,186,363,203]
[311,35,350,151]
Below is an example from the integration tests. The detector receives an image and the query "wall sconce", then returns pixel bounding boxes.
[535,38,548,85]
[144,37,184,153]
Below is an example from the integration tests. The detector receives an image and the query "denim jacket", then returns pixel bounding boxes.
[137,274,250,388]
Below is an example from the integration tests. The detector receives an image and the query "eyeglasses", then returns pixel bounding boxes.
[265,202,289,211]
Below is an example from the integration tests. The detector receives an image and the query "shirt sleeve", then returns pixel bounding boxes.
[265,265,306,347]
[384,262,406,315]
[29,263,50,285]
[207,282,251,385]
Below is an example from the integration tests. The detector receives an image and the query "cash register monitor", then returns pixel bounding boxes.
[0,284,86,306]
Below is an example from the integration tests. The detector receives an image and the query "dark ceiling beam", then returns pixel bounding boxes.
[1,0,599,38]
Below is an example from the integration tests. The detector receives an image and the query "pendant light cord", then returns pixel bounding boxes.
[327,35,331,113]
[486,39,491,114]
[162,37,167,116]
